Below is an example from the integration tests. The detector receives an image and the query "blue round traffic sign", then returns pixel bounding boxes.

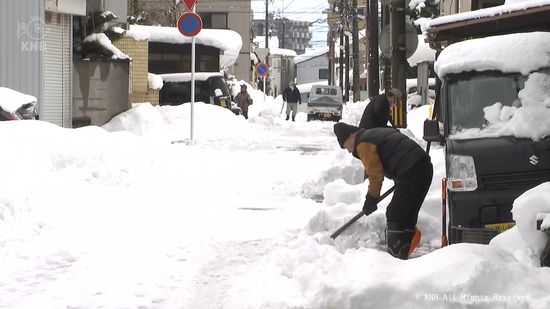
[177,12,203,37]
[256,62,269,77]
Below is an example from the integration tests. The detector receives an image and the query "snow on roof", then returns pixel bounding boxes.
[427,0,550,28]
[0,87,37,113]
[269,48,297,57]
[294,47,329,64]
[128,25,243,68]
[129,25,241,54]
[159,72,224,83]
[407,34,436,66]
[148,73,163,90]
[83,33,130,60]
[434,32,550,78]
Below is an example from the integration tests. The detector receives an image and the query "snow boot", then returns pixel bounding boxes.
[286,115,290,121]
[292,115,296,121]
[386,222,410,260]
[404,226,421,257]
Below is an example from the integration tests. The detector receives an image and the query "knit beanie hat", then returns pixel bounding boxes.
[334,122,359,148]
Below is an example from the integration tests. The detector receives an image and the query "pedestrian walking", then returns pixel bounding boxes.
[359,88,402,129]
[333,122,433,260]
[234,84,253,119]
[282,80,301,121]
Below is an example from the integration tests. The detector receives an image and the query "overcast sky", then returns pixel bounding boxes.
[251,0,329,48]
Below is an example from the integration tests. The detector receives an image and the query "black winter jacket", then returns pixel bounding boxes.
[282,86,301,103]
[359,94,392,129]
[353,127,427,178]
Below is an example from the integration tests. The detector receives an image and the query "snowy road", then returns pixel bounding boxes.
[3,102,550,309]
[0,118,339,308]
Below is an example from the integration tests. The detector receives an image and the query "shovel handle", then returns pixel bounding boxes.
[330,186,395,239]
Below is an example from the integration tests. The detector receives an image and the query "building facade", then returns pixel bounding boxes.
[134,0,252,83]
[253,18,312,55]
[439,0,505,15]
[0,0,86,127]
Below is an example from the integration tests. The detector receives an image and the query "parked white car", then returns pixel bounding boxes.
[0,87,38,121]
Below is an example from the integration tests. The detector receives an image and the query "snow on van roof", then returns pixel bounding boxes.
[434,32,550,78]
[159,72,224,83]
[427,0,550,28]
[128,25,242,68]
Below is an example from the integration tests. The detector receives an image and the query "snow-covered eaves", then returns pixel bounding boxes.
[128,25,243,68]
[129,25,242,55]
[294,47,329,64]
[407,34,436,66]
[159,72,224,83]
[428,0,550,27]
[434,32,550,77]
[426,0,550,43]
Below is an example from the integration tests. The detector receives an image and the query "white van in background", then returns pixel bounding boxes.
[306,85,343,121]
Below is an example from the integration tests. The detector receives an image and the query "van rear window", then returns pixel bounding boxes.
[315,87,337,96]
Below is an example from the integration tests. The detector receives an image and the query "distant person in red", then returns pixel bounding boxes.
[359,88,402,129]
[234,84,253,119]
[282,80,301,121]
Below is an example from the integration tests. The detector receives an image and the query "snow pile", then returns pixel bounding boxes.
[451,72,550,140]
[0,87,36,113]
[83,33,130,60]
[511,183,550,260]
[2,77,550,308]
[434,32,550,78]
[102,102,252,143]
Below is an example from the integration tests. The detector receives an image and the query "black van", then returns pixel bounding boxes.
[158,72,238,114]
[424,32,550,245]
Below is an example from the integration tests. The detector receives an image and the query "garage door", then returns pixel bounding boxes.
[43,11,71,127]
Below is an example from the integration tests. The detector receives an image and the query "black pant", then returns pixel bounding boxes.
[386,156,433,229]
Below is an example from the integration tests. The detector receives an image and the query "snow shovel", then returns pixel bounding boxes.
[280,101,286,115]
[330,186,395,239]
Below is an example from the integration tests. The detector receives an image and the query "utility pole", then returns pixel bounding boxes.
[390,0,407,127]
[339,0,344,94]
[352,0,360,102]
[265,0,269,49]
[345,34,350,102]
[368,0,380,98]
[328,26,334,85]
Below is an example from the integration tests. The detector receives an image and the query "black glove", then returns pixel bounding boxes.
[363,194,378,216]
[299,102,302,105]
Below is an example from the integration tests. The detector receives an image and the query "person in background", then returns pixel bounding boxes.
[333,122,433,260]
[282,80,301,121]
[234,84,253,119]
[359,88,402,129]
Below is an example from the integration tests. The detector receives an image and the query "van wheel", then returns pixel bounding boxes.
[307,114,313,122]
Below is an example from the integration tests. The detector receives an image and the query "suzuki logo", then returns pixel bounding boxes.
[529,155,539,166]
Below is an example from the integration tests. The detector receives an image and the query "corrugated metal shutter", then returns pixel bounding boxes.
[43,11,71,127]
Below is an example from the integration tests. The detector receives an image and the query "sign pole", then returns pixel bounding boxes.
[190,6,196,142]
[263,77,266,102]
